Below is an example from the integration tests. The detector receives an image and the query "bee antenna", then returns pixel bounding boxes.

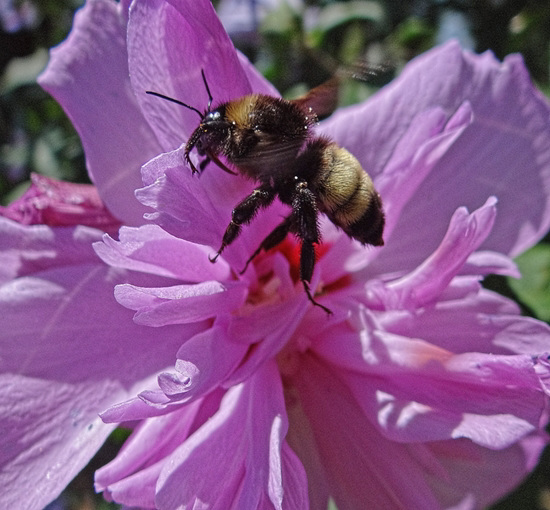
[145,90,204,119]
[200,69,214,111]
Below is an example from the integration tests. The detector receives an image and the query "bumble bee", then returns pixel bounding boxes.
[147,70,385,314]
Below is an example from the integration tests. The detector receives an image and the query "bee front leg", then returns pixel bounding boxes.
[210,184,276,263]
[206,151,238,175]
[292,182,332,315]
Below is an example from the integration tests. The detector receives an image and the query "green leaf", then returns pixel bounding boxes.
[313,1,385,34]
[508,244,550,322]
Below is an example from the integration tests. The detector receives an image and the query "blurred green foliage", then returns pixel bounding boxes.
[509,243,550,323]
[0,0,86,203]
[3,1,550,509]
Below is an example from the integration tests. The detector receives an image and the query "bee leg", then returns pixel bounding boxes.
[184,153,199,174]
[293,182,332,315]
[199,157,211,172]
[194,154,237,175]
[210,184,276,263]
[206,151,238,175]
[239,215,294,275]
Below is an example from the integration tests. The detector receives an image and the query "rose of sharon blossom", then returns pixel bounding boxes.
[2,0,550,509]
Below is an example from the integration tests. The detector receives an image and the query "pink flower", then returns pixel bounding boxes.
[2,0,550,509]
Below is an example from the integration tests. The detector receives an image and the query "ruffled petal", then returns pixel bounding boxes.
[378,286,550,355]
[94,224,231,282]
[157,325,248,403]
[154,361,307,510]
[115,280,247,325]
[292,353,546,509]
[0,261,200,509]
[0,174,121,233]
[137,148,290,269]
[311,310,546,449]
[100,325,249,421]
[136,150,239,248]
[322,41,550,269]
[96,393,223,507]
[365,197,497,310]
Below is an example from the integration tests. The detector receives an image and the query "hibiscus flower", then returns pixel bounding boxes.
[2,0,550,509]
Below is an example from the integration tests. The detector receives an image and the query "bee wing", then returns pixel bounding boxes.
[236,137,306,178]
[290,76,340,119]
[290,62,393,119]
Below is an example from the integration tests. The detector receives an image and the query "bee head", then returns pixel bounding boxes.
[146,69,229,174]
[184,108,231,172]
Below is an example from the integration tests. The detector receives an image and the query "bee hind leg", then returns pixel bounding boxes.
[293,182,332,315]
[300,241,332,315]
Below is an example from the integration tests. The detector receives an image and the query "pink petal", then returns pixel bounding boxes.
[354,349,542,447]
[137,151,240,248]
[379,287,550,354]
[115,280,247,325]
[376,102,473,243]
[0,265,184,386]
[95,224,231,281]
[322,41,550,268]
[225,297,309,386]
[100,393,175,422]
[101,462,160,508]
[292,355,442,509]
[0,217,101,283]
[0,262,197,509]
[366,198,497,310]
[128,0,275,152]
[101,325,249,421]
[425,434,548,509]
[312,312,545,448]
[534,355,550,397]
[38,0,159,225]
[96,396,217,506]
[285,396,330,510]
[0,374,116,510]
[155,361,307,510]
[280,442,311,510]
[157,325,249,402]
[292,353,545,509]
[461,250,520,278]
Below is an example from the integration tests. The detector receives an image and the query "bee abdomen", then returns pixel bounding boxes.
[344,189,384,246]
[317,143,385,246]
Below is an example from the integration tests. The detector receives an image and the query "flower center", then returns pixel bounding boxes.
[243,236,352,309]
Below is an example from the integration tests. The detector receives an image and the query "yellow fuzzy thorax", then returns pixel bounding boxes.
[224,95,261,129]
